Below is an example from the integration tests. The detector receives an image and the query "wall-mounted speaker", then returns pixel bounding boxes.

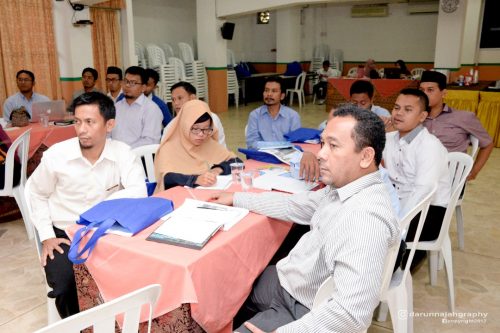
[221,22,235,40]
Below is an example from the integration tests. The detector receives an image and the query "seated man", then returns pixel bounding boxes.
[246,77,301,149]
[350,79,391,119]
[73,67,100,100]
[144,68,172,127]
[362,58,380,79]
[212,104,399,333]
[111,66,163,148]
[419,70,493,180]
[29,92,147,318]
[105,66,123,103]
[163,81,226,146]
[383,88,450,248]
[2,70,50,123]
[312,60,339,105]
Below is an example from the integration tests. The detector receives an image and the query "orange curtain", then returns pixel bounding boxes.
[90,1,124,91]
[0,0,62,116]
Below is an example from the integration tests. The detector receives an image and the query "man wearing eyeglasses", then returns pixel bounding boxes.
[2,69,50,123]
[105,66,123,103]
[111,66,163,148]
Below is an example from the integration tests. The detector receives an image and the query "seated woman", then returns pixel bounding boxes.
[395,59,411,77]
[154,100,242,191]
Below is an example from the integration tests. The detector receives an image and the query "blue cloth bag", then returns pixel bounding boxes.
[284,128,322,143]
[238,146,304,164]
[69,197,173,264]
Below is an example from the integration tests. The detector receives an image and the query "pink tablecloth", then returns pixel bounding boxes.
[329,78,414,99]
[67,186,292,333]
[6,123,76,158]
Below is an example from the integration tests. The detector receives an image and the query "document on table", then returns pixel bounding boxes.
[196,175,233,190]
[146,199,249,249]
[253,170,319,194]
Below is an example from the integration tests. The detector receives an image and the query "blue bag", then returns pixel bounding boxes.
[69,197,173,264]
[284,128,322,143]
[238,146,304,164]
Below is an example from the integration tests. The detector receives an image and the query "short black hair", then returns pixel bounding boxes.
[124,66,147,85]
[170,81,197,94]
[398,88,430,112]
[322,60,330,67]
[82,67,98,80]
[333,104,385,166]
[264,76,284,92]
[16,70,35,82]
[194,112,213,125]
[69,91,115,122]
[350,80,374,99]
[145,68,160,85]
[106,66,123,80]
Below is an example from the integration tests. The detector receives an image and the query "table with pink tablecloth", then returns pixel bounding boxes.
[6,123,76,158]
[68,185,293,333]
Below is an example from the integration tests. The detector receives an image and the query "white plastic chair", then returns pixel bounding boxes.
[286,72,306,108]
[455,135,479,250]
[406,152,473,312]
[227,69,239,107]
[313,189,436,333]
[1,128,33,239]
[24,177,61,324]
[410,68,425,79]
[132,144,159,183]
[178,42,195,64]
[135,42,147,68]
[33,284,161,333]
[378,68,385,78]
[376,187,436,333]
[146,44,167,68]
[347,67,358,78]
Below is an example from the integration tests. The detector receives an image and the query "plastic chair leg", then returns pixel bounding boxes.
[376,301,389,322]
[47,296,61,324]
[442,236,455,312]
[456,205,464,250]
[428,250,438,286]
[13,185,34,240]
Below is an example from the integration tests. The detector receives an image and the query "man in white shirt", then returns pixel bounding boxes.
[313,60,340,104]
[162,81,226,146]
[105,66,123,103]
[29,92,147,318]
[383,88,450,266]
[212,105,399,333]
[111,66,163,148]
[350,80,391,126]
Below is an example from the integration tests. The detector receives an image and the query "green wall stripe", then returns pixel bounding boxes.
[60,77,81,81]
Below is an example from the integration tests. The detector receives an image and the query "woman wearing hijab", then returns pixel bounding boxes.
[154,100,242,191]
[395,59,411,76]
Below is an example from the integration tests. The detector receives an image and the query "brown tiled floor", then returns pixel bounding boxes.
[1,98,498,332]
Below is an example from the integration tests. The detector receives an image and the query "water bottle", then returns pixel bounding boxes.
[289,152,302,179]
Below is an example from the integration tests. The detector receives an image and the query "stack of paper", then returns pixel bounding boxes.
[147,199,249,249]
[196,175,233,190]
[253,170,318,194]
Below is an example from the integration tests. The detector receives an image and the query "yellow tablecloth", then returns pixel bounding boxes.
[444,90,479,114]
[477,92,500,147]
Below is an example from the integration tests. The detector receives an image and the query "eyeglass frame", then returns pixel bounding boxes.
[190,127,214,136]
[123,79,143,87]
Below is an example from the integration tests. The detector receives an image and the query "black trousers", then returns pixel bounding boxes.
[313,81,328,99]
[44,227,80,318]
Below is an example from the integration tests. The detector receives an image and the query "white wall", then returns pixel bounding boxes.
[225,3,438,63]
[226,13,277,63]
[132,0,197,57]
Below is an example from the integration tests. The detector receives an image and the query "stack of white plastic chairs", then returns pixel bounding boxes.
[313,44,330,61]
[178,42,195,64]
[135,42,148,68]
[162,43,176,58]
[330,49,344,73]
[185,60,209,103]
[146,44,167,68]
[227,68,239,107]
[227,49,237,67]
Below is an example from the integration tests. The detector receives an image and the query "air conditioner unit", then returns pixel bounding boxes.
[351,4,389,18]
[408,2,439,14]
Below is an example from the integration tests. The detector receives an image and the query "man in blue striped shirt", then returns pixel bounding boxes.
[213,104,399,333]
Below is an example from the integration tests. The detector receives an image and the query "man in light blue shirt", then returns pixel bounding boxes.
[246,77,301,149]
[3,70,50,123]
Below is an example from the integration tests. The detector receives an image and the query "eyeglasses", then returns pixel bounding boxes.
[17,78,33,83]
[106,78,121,83]
[190,127,213,136]
[123,79,142,87]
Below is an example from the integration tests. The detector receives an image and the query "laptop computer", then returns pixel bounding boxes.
[384,68,402,79]
[31,100,67,123]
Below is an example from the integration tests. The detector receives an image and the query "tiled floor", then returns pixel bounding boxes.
[1,98,499,332]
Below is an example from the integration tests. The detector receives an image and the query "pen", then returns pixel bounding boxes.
[185,186,197,199]
[196,205,228,211]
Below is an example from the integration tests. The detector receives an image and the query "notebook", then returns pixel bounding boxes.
[31,100,68,122]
